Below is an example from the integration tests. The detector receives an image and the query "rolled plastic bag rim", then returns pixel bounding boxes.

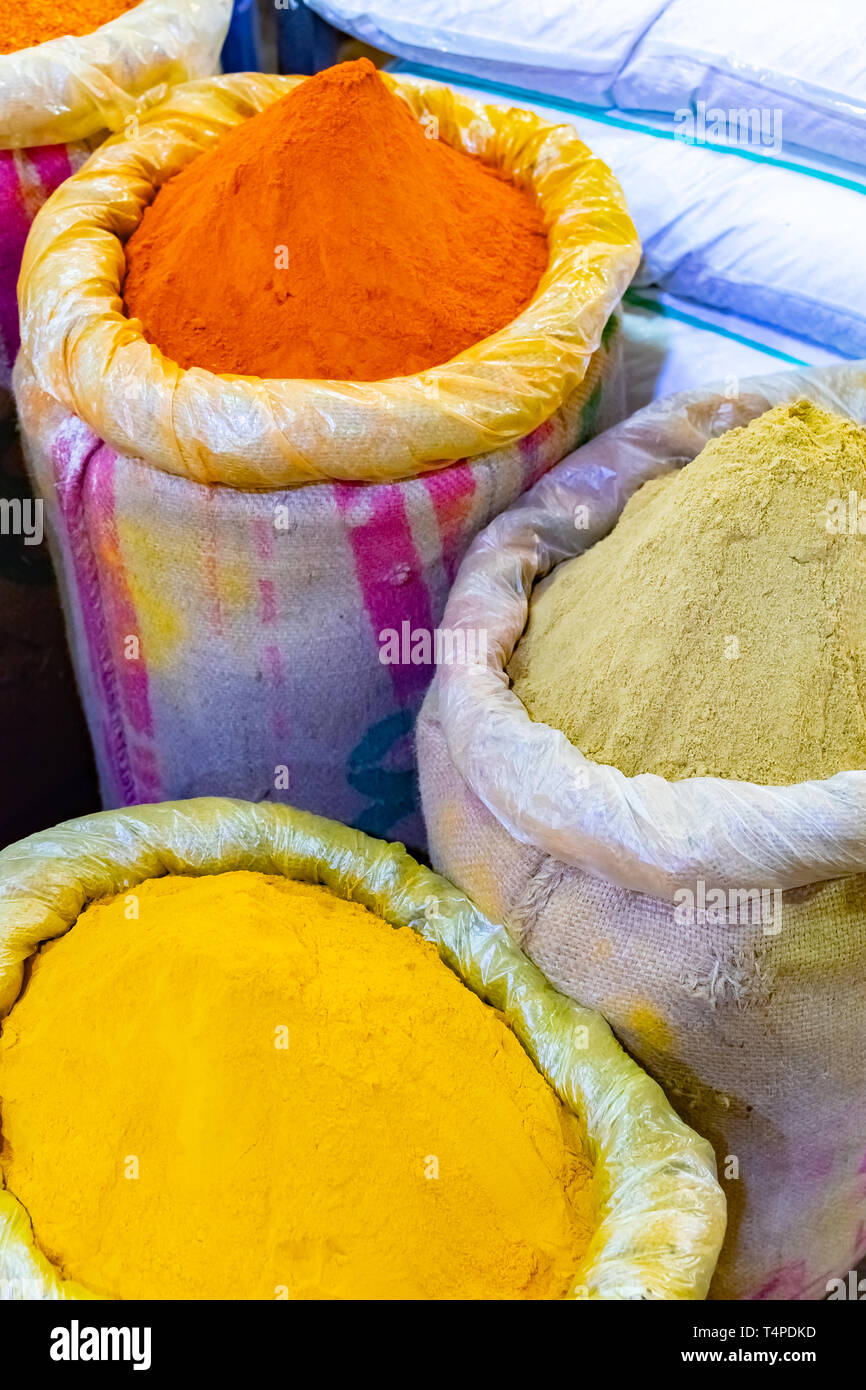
[0,797,724,1301]
[0,0,233,149]
[432,363,866,900]
[16,69,640,488]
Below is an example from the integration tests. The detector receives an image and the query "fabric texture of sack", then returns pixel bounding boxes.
[417,361,866,1300]
[0,393,97,847]
[0,796,726,1301]
[0,3,231,845]
[0,139,98,843]
[0,143,96,391]
[16,325,623,849]
[1,149,102,844]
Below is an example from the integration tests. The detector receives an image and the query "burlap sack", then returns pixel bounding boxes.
[14,69,638,846]
[417,363,866,1300]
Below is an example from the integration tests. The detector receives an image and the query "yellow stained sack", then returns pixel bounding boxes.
[16,71,640,486]
[0,0,232,149]
[0,798,724,1301]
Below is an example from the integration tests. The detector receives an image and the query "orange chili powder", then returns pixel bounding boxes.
[0,0,141,55]
[122,59,550,382]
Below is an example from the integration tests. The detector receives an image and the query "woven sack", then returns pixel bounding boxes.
[418,363,866,1299]
[15,71,638,844]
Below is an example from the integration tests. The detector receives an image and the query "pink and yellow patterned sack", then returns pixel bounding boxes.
[0,144,96,392]
[14,70,639,845]
[17,337,623,847]
[0,1,231,844]
[0,0,232,386]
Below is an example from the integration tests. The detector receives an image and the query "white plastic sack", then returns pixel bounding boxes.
[619,290,847,417]
[613,0,866,169]
[312,0,866,168]
[421,70,866,361]
[418,361,866,1299]
[427,361,866,899]
[308,0,666,106]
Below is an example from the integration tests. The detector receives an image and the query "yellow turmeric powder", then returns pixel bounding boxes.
[0,871,594,1300]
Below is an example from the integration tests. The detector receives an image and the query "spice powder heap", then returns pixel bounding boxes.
[0,0,140,55]
[0,871,594,1300]
[123,58,549,381]
[508,401,866,784]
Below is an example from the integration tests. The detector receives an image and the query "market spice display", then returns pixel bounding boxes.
[0,0,140,55]
[0,871,593,1300]
[122,58,549,381]
[508,401,866,784]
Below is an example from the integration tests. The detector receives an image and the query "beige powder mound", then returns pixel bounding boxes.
[507,401,866,784]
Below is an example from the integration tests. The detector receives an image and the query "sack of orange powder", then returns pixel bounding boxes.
[0,1,231,845]
[0,0,232,389]
[13,68,639,847]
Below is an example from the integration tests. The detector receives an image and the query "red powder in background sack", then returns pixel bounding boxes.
[122,59,549,382]
[0,0,141,55]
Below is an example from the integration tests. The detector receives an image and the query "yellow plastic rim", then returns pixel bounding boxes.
[17,70,640,487]
[0,798,725,1300]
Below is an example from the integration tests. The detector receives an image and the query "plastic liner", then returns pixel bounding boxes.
[0,0,232,149]
[0,798,725,1300]
[16,71,639,487]
[432,361,866,899]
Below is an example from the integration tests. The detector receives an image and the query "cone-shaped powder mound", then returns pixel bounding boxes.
[508,401,866,784]
[0,871,593,1300]
[122,59,549,382]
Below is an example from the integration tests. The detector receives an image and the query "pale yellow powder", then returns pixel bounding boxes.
[508,401,866,783]
[0,871,594,1300]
